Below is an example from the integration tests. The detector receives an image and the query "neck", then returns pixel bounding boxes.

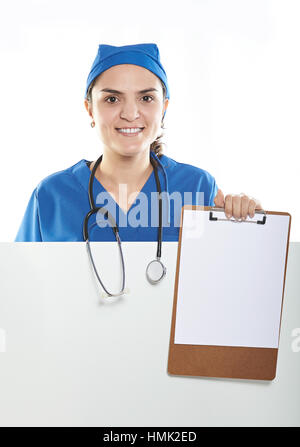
[95,149,154,189]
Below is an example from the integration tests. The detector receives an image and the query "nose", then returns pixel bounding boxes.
[120,99,140,121]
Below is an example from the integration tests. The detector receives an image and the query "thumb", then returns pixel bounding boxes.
[214,188,225,207]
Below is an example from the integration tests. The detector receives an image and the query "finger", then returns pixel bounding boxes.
[241,195,250,220]
[232,195,242,220]
[224,194,233,218]
[248,199,256,218]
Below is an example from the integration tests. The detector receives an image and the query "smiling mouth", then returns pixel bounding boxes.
[116,128,145,136]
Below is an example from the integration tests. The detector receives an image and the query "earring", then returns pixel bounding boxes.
[90,121,95,128]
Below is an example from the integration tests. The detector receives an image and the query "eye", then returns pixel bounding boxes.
[142,95,154,102]
[105,96,118,104]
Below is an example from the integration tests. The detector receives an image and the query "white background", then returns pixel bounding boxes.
[1,0,299,241]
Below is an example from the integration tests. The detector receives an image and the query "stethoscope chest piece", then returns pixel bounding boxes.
[146,259,166,285]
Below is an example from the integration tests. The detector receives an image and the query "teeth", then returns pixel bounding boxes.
[118,128,142,133]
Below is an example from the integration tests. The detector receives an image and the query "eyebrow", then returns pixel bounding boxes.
[99,88,159,95]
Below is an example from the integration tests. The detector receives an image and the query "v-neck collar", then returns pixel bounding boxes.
[73,158,156,217]
[93,163,154,216]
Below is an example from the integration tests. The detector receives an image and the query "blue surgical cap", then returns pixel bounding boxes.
[85,43,170,117]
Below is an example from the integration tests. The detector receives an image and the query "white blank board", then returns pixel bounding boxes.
[0,242,299,426]
[174,209,291,348]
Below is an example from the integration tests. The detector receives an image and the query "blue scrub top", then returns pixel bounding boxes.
[15,154,218,242]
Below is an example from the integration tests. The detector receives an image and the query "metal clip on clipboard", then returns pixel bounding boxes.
[209,208,267,225]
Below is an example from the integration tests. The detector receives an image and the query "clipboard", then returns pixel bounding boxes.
[167,206,292,381]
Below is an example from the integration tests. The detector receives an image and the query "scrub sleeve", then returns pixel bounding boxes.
[209,177,218,207]
[15,189,42,242]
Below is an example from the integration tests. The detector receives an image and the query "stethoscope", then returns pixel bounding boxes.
[83,153,166,297]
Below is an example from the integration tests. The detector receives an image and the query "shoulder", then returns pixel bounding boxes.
[160,154,216,185]
[160,153,218,206]
[35,159,87,197]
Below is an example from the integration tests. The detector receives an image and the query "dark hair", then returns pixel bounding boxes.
[86,76,167,158]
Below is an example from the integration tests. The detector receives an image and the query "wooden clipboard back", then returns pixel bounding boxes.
[167,206,292,381]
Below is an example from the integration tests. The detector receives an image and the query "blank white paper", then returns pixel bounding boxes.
[174,209,290,348]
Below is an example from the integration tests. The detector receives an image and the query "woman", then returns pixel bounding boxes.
[15,43,262,243]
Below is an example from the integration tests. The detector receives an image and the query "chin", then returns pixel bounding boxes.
[118,147,149,158]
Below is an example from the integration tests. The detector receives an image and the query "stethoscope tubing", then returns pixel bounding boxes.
[83,153,165,296]
[86,236,126,297]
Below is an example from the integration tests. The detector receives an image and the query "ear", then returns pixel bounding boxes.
[84,99,93,120]
[162,98,169,118]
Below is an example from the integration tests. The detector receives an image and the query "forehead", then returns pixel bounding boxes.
[94,64,161,89]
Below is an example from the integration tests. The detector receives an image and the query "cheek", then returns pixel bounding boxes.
[144,108,161,127]
[150,115,162,130]
[95,108,117,129]
[94,101,113,118]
